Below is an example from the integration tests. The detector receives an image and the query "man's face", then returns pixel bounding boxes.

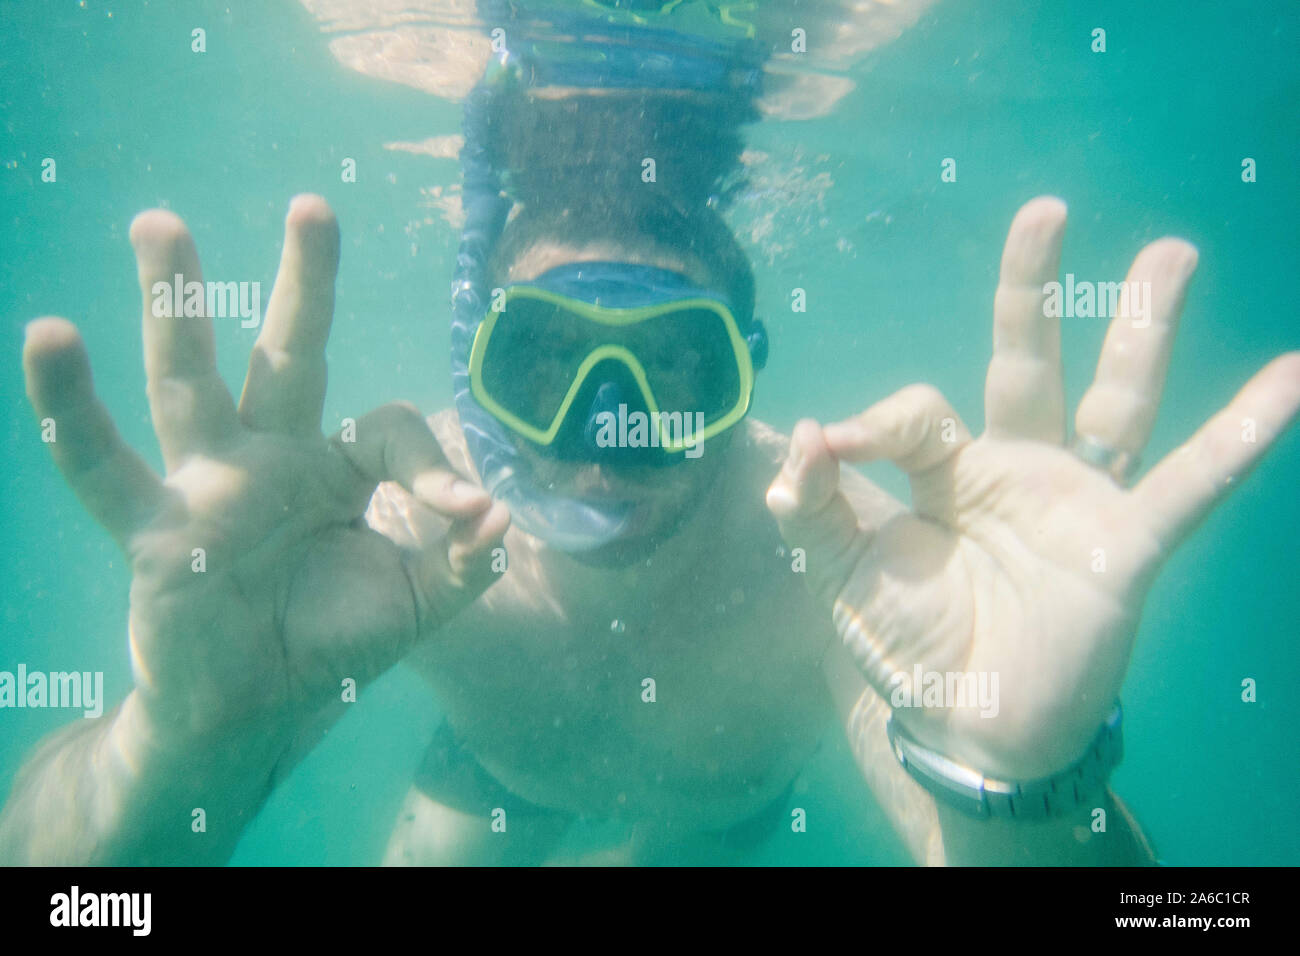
[502,240,737,562]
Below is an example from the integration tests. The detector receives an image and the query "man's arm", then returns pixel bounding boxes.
[6,199,508,866]
[771,200,1297,867]
[0,692,292,866]
[0,477,443,866]
[823,643,1157,866]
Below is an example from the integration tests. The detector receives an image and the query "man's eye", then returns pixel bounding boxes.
[536,325,584,353]
[663,348,702,371]
[643,339,695,367]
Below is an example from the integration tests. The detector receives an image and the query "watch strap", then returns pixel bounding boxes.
[885,701,1124,820]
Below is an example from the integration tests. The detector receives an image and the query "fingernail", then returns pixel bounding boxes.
[452,479,486,501]
[766,481,797,517]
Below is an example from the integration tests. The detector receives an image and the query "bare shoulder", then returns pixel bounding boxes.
[737,417,790,468]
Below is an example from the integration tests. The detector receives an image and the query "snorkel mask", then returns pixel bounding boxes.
[470,261,767,463]
[451,8,765,551]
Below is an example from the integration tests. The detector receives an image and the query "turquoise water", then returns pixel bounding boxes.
[1,0,1296,865]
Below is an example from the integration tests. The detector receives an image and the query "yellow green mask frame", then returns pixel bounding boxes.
[468,284,757,454]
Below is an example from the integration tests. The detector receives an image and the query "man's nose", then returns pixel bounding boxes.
[583,380,630,451]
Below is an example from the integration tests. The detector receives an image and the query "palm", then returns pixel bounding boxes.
[127,431,411,731]
[769,197,1300,779]
[863,438,1159,775]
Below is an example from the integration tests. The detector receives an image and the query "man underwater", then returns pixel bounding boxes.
[4,23,1300,867]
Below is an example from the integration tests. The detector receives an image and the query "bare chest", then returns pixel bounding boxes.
[407,536,834,824]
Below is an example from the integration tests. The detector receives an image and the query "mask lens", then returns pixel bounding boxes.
[635,307,741,425]
[479,297,594,431]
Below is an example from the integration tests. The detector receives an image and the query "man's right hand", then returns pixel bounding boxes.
[22,194,509,755]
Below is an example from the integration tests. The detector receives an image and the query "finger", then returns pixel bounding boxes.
[23,318,166,546]
[1129,352,1300,552]
[823,383,972,474]
[1074,238,1199,461]
[331,402,493,519]
[130,209,240,473]
[238,195,341,435]
[984,196,1068,443]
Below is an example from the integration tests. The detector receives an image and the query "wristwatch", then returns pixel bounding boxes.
[885,701,1124,820]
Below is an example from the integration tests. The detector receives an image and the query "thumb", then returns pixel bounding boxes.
[331,402,508,627]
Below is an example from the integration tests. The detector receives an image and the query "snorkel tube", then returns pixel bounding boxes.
[451,54,624,552]
[450,4,765,551]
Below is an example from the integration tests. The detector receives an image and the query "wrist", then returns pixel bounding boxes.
[113,690,294,790]
[887,701,1123,821]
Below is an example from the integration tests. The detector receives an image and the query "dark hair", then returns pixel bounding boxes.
[488,195,756,323]
[488,90,755,206]
[484,90,757,323]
